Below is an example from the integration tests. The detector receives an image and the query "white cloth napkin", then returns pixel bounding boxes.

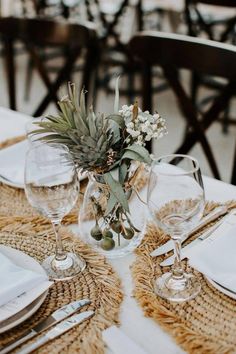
[187,214,236,293]
[0,107,31,142]
[0,139,29,187]
[102,326,149,354]
[0,251,48,307]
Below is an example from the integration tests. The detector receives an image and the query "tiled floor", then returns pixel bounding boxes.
[0,51,235,184]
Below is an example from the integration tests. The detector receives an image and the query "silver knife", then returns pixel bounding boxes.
[17,310,94,354]
[151,205,228,257]
[0,299,91,354]
[160,210,236,267]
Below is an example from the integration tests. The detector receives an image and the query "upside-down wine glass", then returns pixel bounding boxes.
[24,143,86,281]
[147,154,205,302]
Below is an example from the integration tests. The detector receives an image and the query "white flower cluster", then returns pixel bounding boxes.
[119,104,167,146]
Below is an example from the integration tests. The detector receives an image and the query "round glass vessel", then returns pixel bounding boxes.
[79,164,147,258]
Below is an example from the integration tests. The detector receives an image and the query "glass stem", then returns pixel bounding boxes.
[172,236,184,279]
[52,221,67,261]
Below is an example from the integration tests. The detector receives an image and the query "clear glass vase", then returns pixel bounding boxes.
[79,163,147,258]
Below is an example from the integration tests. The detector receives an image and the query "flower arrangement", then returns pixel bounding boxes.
[33,80,166,251]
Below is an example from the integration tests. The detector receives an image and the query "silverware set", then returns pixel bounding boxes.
[151,206,236,267]
[0,299,93,354]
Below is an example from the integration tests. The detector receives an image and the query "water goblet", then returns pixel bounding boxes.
[24,143,86,281]
[147,154,205,302]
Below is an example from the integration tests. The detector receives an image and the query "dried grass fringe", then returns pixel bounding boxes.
[132,201,236,354]
[0,217,123,353]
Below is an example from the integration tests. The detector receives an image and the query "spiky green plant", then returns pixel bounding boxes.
[33,83,121,173]
[32,80,167,250]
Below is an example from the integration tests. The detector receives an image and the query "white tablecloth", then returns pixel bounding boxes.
[1,107,236,354]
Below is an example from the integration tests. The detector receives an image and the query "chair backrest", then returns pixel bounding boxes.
[185,0,236,42]
[0,16,96,47]
[83,0,129,47]
[186,0,236,7]
[129,31,236,181]
[19,0,77,18]
[130,31,236,79]
[0,17,97,115]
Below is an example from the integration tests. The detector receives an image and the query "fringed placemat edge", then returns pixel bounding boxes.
[0,217,123,354]
[131,200,236,354]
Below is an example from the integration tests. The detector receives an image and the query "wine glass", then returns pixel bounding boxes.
[24,143,86,281]
[147,154,205,302]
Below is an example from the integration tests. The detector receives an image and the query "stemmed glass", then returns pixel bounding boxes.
[24,143,86,281]
[147,154,205,302]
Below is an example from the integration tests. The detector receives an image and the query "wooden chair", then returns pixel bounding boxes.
[185,0,236,43]
[0,17,97,116]
[129,31,236,183]
[232,144,236,185]
[83,0,144,103]
[185,0,236,132]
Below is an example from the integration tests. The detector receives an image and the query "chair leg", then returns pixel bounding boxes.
[222,103,230,134]
[191,72,199,106]
[32,48,80,117]
[24,56,34,101]
[142,64,152,112]
[175,130,221,180]
[82,44,99,108]
[4,39,16,110]
[231,142,236,185]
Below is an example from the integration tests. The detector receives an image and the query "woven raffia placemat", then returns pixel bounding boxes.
[0,216,123,353]
[132,201,236,354]
[0,137,123,353]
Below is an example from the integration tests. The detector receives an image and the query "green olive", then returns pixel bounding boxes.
[122,227,135,240]
[103,229,113,238]
[101,237,115,251]
[110,221,122,234]
[90,224,103,241]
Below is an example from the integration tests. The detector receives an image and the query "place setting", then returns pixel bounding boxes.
[0,133,123,353]
[132,154,236,353]
[0,215,123,353]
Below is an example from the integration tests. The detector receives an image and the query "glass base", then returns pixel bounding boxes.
[154,272,201,302]
[42,252,86,281]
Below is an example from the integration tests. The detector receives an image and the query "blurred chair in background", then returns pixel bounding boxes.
[185,0,236,42]
[185,0,236,133]
[232,145,236,185]
[0,17,97,115]
[130,31,236,182]
[82,0,141,104]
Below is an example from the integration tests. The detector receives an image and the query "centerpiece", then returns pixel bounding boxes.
[33,80,167,257]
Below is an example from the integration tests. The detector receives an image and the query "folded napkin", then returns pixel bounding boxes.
[0,107,31,142]
[102,326,149,354]
[0,251,48,307]
[187,214,236,293]
[0,139,29,187]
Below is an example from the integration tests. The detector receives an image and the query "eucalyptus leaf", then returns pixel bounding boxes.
[122,150,144,163]
[104,193,117,216]
[107,114,125,129]
[104,172,130,213]
[119,162,128,184]
[123,144,152,165]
